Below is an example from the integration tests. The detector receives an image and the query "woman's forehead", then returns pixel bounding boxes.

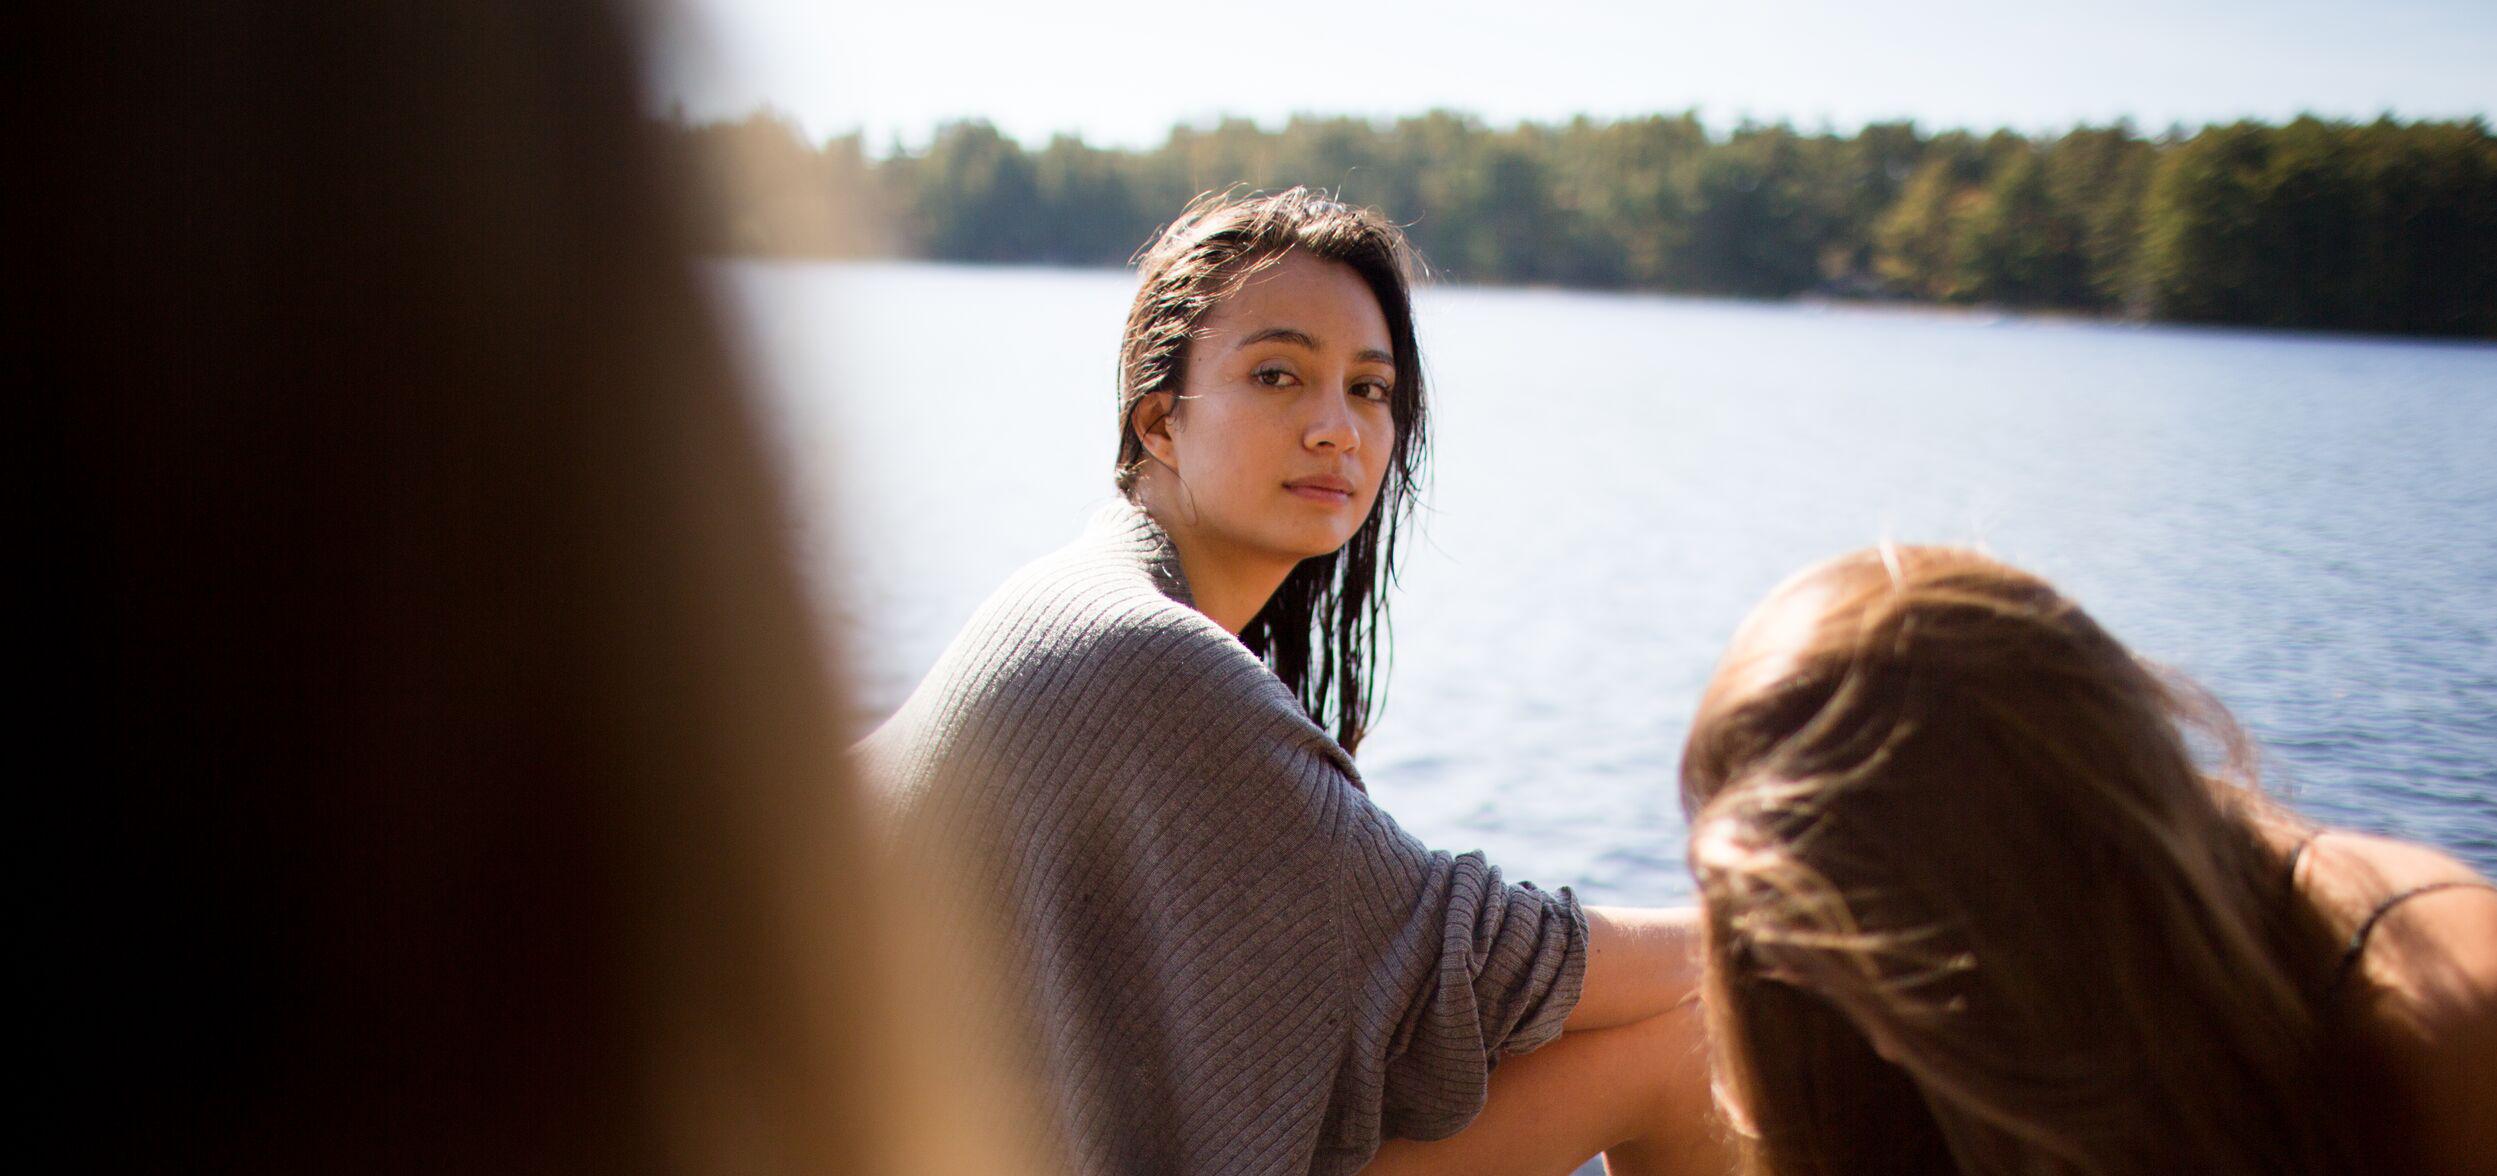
[1198,253,1390,351]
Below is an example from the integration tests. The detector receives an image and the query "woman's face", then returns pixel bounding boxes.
[1143,251,1398,569]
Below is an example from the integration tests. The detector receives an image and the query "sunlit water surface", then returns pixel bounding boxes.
[720,260,2497,901]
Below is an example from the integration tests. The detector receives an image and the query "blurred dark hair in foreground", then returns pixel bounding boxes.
[28,4,1045,1173]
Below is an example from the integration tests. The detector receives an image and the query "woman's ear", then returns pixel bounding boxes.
[1132,391,1180,471]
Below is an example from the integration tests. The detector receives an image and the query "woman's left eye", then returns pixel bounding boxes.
[1353,380,1393,402]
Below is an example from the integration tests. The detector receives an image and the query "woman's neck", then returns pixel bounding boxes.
[1136,486,1293,636]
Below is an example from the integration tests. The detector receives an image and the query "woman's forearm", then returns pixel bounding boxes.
[1564,905,1704,1032]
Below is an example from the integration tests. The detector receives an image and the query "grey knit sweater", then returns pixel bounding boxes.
[861,502,1587,1176]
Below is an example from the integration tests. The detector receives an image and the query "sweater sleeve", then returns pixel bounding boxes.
[1153,680,1585,1160]
[875,569,1586,1174]
[1313,746,1588,1150]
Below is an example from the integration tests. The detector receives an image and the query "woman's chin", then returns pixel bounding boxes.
[1281,524,1362,563]
[1217,523,1349,567]
[1193,508,1365,569]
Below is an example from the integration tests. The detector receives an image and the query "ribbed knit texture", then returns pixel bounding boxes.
[861,501,1586,1175]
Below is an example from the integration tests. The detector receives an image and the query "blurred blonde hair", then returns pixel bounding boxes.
[1681,547,2340,1174]
[32,2,1055,1172]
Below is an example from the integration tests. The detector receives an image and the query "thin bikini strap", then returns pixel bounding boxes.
[2326,880,2497,1001]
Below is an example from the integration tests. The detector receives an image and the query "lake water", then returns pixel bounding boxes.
[720,260,2497,902]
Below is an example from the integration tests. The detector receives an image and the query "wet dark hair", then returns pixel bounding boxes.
[1115,188,1430,755]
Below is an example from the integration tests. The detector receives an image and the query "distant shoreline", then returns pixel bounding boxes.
[672,111,2496,341]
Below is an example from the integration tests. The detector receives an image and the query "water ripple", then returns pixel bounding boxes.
[727,262,2497,897]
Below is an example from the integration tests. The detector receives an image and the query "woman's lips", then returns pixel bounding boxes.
[1285,478,1354,504]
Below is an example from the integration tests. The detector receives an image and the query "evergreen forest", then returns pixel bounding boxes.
[664,112,2497,338]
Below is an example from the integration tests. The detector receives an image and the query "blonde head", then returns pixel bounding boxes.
[1682,547,2339,1174]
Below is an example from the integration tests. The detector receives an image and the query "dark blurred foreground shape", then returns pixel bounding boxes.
[680,111,2497,337]
[28,4,1053,1173]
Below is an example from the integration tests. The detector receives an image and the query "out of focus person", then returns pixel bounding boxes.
[29,3,1052,1173]
[1681,546,2497,1174]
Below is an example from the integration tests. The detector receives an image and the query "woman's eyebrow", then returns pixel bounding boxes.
[1239,326,1320,351]
[1237,326,1396,368]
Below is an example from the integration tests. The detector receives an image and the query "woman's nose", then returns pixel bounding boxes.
[1304,385,1360,452]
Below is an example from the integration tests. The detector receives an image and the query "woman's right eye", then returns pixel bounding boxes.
[1253,367,1296,388]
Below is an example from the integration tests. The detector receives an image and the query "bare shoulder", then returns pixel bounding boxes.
[2364,877,2497,1036]
[2350,884,2497,1174]
[2314,834,2497,1174]
[2321,831,2492,888]
[2315,832,2497,1020]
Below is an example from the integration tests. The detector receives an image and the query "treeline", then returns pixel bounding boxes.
[664,111,2497,337]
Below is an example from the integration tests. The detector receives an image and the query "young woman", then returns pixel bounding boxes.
[865,190,1717,1175]
[1680,545,2497,1174]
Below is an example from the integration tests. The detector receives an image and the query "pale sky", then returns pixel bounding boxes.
[649,0,2495,151]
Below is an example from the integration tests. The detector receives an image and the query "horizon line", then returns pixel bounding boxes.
[663,101,2497,156]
